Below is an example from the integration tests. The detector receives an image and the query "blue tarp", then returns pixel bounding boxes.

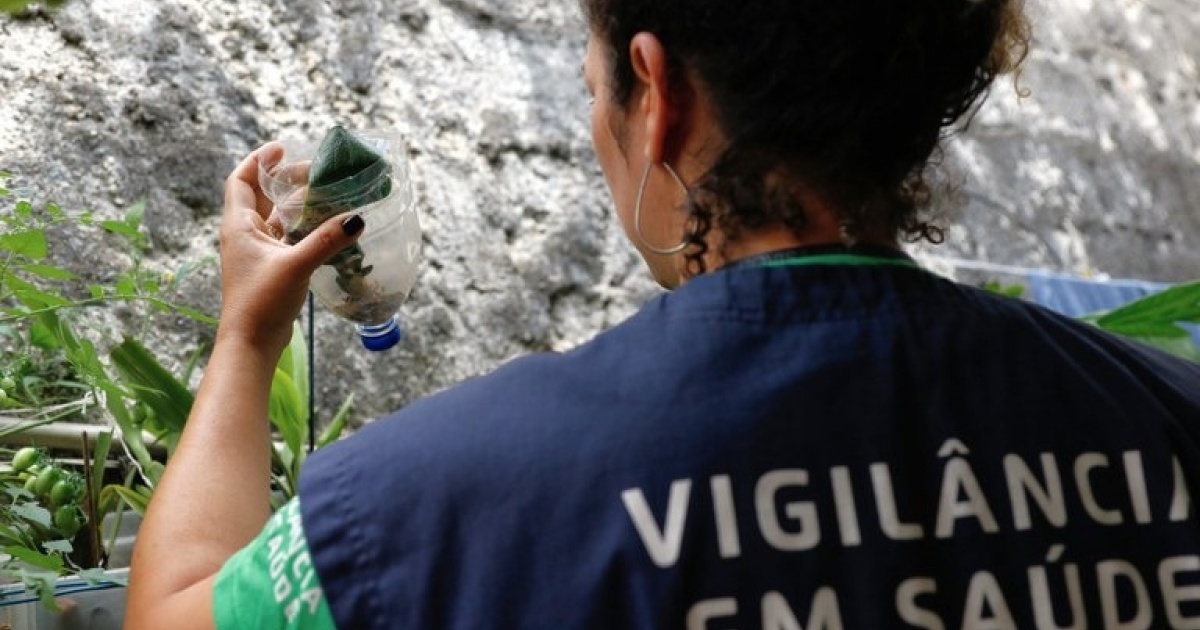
[1028,271,1200,346]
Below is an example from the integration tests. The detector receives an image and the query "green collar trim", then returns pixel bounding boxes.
[754,253,921,270]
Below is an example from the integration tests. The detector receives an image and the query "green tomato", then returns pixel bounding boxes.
[34,466,62,498]
[23,475,38,494]
[53,505,83,538]
[11,447,40,473]
[49,479,79,506]
[0,377,15,391]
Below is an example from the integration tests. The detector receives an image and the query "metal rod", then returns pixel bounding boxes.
[307,291,316,454]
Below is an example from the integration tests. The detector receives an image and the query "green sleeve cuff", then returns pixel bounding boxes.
[213,498,338,630]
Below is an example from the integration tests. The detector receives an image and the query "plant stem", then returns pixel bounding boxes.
[0,295,216,325]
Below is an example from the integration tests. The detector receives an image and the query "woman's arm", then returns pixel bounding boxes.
[124,145,364,630]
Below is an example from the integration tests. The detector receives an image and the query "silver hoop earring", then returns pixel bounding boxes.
[634,161,690,255]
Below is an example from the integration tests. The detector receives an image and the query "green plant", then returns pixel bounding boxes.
[0,194,96,419]
[1,171,352,490]
[101,324,352,514]
[1,170,210,502]
[269,323,352,507]
[0,444,110,610]
[0,0,70,14]
[982,279,1200,362]
[0,172,355,610]
[1079,281,1200,362]
[981,280,1025,299]
[0,175,214,603]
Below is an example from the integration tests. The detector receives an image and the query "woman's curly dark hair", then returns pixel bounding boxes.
[582,0,1030,273]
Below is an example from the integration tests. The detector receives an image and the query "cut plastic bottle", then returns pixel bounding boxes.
[259,128,421,351]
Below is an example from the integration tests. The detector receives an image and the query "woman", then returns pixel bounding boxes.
[127,0,1200,628]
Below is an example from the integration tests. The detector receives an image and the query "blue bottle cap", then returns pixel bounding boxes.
[357,317,402,352]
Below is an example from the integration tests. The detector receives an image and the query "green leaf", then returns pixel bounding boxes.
[4,548,63,574]
[982,280,1026,299]
[41,539,72,554]
[0,229,48,259]
[1094,282,1200,336]
[146,461,165,482]
[173,257,211,287]
[182,344,206,385]
[125,200,146,229]
[28,319,61,351]
[59,332,106,386]
[99,381,157,478]
[99,220,140,238]
[1125,336,1200,362]
[88,284,106,298]
[0,0,40,12]
[4,548,63,575]
[114,275,137,297]
[10,503,52,528]
[109,338,193,439]
[17,568,62,612]
[174,305,217,324]
[269,367,306,455]
[280,323,309,408]
[318,393,354,448]
[272,441,294,480]
[19,263,76,281]
[101,485,151,516]
[8,277,72,309]
[14,200,34,219]
[0,522,25,545]
[90,430,113,517]
[33,579,62,612]
[76,567,128,586]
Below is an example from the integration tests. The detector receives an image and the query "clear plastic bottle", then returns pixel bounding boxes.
[259,129,421,351]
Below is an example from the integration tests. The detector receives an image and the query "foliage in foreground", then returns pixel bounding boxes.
[984,280,1200,362]
[0,1,70,14]
[0,173,350,607]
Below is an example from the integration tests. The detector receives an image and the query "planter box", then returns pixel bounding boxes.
[0,569,127,630]
[0,512,138,629]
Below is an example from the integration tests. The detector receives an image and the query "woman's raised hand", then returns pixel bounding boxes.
[216,143,365,357]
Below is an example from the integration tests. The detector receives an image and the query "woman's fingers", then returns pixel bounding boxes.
[289,212,366,272]
[225,143,284,223]
[214,144,369,354]
[264,210,286,241]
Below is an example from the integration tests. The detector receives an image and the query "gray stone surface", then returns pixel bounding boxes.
[922,0,1200,282]
[1,0,1197,424]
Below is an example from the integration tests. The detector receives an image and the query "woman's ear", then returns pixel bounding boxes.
[628,32,676,165]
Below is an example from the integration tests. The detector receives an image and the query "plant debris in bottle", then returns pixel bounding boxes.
[285,126,395,321]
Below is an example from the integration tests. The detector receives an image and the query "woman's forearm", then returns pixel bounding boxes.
[127,333,278,610]
[125,144,364,630]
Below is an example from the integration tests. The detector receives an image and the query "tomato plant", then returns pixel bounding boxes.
[0,172,356,609]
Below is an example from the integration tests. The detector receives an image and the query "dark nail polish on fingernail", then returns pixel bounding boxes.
[342,215,365,236]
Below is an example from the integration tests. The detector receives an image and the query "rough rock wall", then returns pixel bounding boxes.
[928,0,1200,283]
[0,0,1197,424]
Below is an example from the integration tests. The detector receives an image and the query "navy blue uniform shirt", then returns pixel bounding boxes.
[300,253,1200,629]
